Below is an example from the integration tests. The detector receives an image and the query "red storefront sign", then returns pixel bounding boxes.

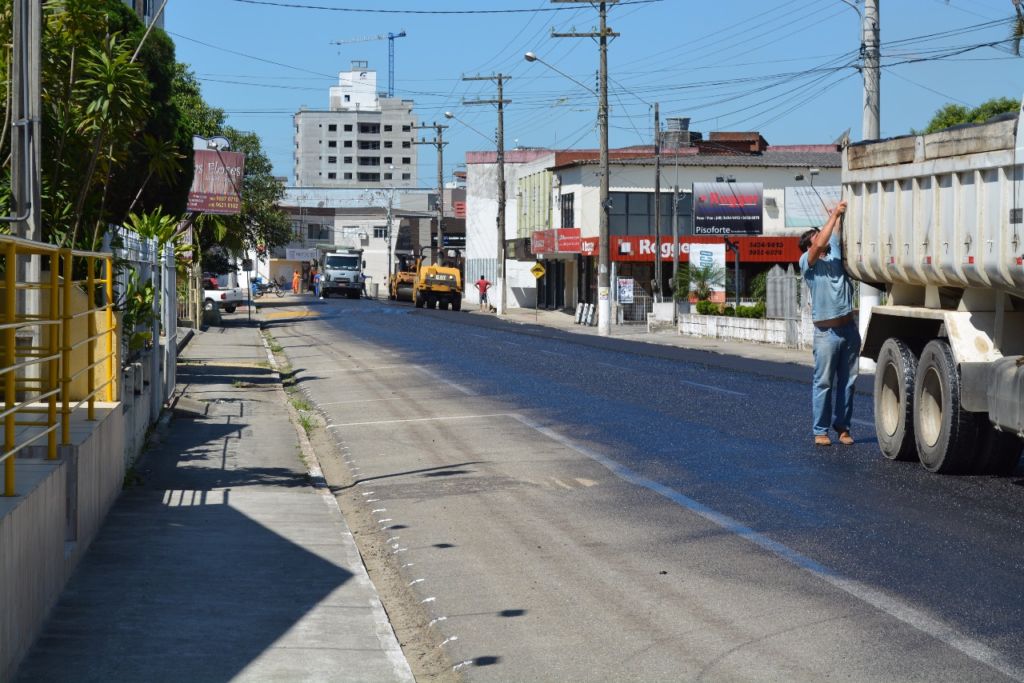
[611,235,801,263]
[580,238,597,256]
[453,201,466,218]
[532,228,584,255]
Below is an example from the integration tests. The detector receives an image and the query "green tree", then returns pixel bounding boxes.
[672,262,725,302]
[917,97,1019,134]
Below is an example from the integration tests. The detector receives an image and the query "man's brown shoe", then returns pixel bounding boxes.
[837,431,854,446]
[814,435,832,446]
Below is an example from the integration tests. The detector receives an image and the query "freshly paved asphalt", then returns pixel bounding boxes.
[267,295,1024,682]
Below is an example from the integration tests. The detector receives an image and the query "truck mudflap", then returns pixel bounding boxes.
[988,356,1024,437]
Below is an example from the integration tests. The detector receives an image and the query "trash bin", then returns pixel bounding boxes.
[368,282,379,299]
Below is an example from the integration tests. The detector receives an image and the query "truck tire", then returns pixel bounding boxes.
[414,291,424,308]
[204,298,215,312]
[913,340,978,474]
[974,417,1023,476]
[874,338,918,462]
[223,304,237,314]
[452,295,462,312]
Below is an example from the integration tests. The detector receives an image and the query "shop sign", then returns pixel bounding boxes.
[187,149,245,215]
[286,248,318,261]
[556,228,581,253]
[531,230,555,254]
[611,235,800,263]
[693,181,763,235]
[580,238,598,256]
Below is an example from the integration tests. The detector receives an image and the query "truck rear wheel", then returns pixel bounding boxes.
[452,295,462,312]
[874,338,918,462]
[414,291,424,308]
[913,340,978,474]
[974,417,1023,476]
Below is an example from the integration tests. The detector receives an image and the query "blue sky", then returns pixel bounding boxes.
[166,0,1024,185]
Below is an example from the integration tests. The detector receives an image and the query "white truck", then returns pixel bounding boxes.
[843,100,1024,475]
[203,281,246,313]
[321,248,366,299]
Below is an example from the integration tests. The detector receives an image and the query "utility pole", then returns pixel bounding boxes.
[653,102,661,301]
[552,0,619,336]
[463,73,511,315]
[414,123,448,260]
[859,0,881,370]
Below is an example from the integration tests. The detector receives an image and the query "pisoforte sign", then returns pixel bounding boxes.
[693,182,763,235]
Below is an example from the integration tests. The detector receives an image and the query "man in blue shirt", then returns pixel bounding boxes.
[799,199,860,447]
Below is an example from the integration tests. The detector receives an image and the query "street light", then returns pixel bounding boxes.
[444,111,493,144]
[525,48,611,336]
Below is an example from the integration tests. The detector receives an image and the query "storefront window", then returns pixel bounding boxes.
[608,192,692,236]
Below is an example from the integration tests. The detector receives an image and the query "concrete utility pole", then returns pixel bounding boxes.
[463,74,511,315]
[552,0,619,336]
[859,0,881,369]
[414,123,448,260]
[653,102,661,300]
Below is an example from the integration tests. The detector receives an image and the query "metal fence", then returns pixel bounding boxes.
[1,235,118,497]
[616,280,653,324]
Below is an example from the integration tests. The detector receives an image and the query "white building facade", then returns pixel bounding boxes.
[294,61,418,190]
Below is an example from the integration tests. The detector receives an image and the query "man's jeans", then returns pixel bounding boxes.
[811,321,861,436]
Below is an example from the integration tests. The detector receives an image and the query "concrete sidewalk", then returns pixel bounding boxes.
[493,305,816,367]
[15,319,412,683]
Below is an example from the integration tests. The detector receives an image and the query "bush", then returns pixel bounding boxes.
[695,300,719,315]
[723,306,736,317]
[736,302,766,319]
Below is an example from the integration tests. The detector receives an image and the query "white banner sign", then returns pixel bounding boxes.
[286,248,318,262]
[686,242,726,292]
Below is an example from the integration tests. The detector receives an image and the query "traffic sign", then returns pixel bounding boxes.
[530,262,546,279]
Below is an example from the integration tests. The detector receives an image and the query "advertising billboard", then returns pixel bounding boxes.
[693,182,763,235]
[187,149,245,215]
[785,185,841,228]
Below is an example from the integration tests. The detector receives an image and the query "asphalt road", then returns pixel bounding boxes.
[266,295,1024,682]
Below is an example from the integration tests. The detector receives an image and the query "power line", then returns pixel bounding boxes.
[226,0,661,13]
[168,31,335,78]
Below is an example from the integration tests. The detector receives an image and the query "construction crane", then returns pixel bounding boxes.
[329,30,407,97]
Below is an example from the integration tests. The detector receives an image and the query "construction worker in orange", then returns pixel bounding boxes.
[292,269,300,294]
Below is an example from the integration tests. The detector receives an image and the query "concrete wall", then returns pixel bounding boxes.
[678,311,815,349]
[0,405,125,681]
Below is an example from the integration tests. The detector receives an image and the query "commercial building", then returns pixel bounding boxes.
[464,131,841,312]
[294,61,418,190]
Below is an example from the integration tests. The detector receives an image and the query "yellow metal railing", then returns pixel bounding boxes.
[0,235,118,497]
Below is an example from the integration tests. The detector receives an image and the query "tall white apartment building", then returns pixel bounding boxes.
[294,61,418,189]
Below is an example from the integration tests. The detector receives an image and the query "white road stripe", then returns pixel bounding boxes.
[509,413,1024,681]
[677,379,746,397]
[414,365,476,396]
[540,350,567,357]
[319,397,405,407]
[328,413,510,428]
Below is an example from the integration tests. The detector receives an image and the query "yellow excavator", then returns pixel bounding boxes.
[412,246,463,311]
[388,254,416,302]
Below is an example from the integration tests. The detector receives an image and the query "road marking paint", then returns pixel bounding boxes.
[421,597,435,603]
[316,365,407,374]
[551,477,574,490]
[576,478,598,487]
[469,333,488,339]
[361,491,375,496]
[377,518,393,524]
[409,578,425,586]
[429,616,447,626]
[509,413,1024,681]
[387,537,400,543]
[677,379,746,396]
[414,365,476,396]
[372,509,387,513]
[328,413,510,428]
[439,636,458,647]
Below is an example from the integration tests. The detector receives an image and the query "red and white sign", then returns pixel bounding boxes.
[453,201,467,219]
[557,228,581,253]
[187,149,245,215]
[532,228,584,255]
[611,235,801,263]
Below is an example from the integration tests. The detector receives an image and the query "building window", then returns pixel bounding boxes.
[328,156,337,163]
[384,141,393,148]
[383,173,392,180]
[344,124,353,132]
[359,123,380,134]
[608,191,692,236]
[359,140,381,150]
[373,226,387,238]
[343,140,352,148]
[327,172,336,180]
[344,172,353,180]
[402,173,411,180]
[358,157,380,166]
[383,125,393,132]
[383,156,393,163]
[358,172,381,182]
[328,124,337,132]
[344,156,352,163]
[401,157,411,164]
[328,141,337,148]
[402,125,411,132]
[560,192,575,228]
[344,95,350,102]
[308,224,331,240]
[402,141,411,148]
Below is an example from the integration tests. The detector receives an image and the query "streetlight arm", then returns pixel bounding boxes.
[523,52,596,95]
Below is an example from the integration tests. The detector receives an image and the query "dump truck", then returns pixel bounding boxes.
[389,254,416,302]
[412,247,463,311]
[322,248,365,299]
[842,100,1024,475]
